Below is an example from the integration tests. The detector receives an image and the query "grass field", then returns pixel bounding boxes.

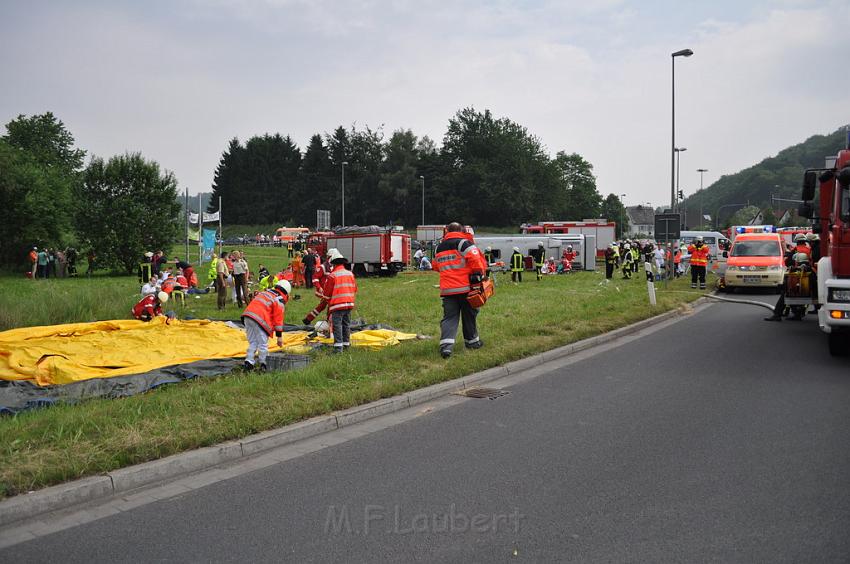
[0,247,706,498]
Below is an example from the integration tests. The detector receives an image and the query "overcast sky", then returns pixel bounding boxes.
[2,0,848,211]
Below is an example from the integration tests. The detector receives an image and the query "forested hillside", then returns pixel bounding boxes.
[682,126,848,226]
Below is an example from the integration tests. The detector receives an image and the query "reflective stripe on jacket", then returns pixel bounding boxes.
[435,232,486,297]
[324,265,357,312]
[510,252,524,272]
[688,244,710,267]
[241,288,286,336]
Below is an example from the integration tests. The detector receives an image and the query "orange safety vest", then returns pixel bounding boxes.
[160,278,176,294]
[435,232,486,297]
[795,244,812,258]
[241,288,287,336]
[688,244,710,267]
[324,265,357,313]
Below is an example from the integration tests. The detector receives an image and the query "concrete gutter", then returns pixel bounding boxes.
[0,298,706,528]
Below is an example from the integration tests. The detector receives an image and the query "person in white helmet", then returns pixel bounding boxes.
[510,246,524,283]
[241,279,291,370]
[132,291,169,321]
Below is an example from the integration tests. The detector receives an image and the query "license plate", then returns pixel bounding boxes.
[743,276,762,283]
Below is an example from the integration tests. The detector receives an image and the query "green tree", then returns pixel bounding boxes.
[4,112,85,173]
[762,207,777,226]
[379,129,419,226]
[301,134,336,229]
[0,112,83,265]
[76,153,181,273]
[553,152,601,219]
[600,194,627,238]
[439,107,557,226]
[0,140,73,264]
[727,205,761,228]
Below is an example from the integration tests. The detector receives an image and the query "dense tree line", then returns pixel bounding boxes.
[0,112,180,271]
[209,108,620,229]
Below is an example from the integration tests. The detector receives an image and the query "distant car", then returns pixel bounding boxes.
[723,233,785,291]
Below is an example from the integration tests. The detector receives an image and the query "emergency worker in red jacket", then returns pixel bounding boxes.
[241,279,291,371]
[132,291,169,321]
[434,222,487,358]
[302,251,332,325]
[322,249,358,352]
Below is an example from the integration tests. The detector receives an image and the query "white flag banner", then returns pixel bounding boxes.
[187,212,199,224]
[203,211,220,222]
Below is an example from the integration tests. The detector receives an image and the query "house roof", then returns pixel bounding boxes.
[626,206,655,225]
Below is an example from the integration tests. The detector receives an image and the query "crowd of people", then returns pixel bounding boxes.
[26,246,93,279]
[603,237,712,289]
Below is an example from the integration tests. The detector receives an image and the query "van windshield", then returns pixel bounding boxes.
[730,241,781,257]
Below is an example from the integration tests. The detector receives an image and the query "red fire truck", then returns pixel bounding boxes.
[520,220,615,257]
[307,227,411,276]
[798,134,850,355]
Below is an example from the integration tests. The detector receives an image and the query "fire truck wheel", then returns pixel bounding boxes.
[828,331,849,357]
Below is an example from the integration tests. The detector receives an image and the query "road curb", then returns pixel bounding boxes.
[0,298,707,528]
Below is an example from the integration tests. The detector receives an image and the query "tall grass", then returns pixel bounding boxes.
[0,264,705,497]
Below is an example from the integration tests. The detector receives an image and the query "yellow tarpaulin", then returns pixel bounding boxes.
[0,318,416,387]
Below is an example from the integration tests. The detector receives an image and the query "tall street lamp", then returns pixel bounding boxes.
[671,48,693,210]
[420,175,425,226]
[697,168,708,228]
[341,161,348,227]
[620,193,627,237]
[674,147,687,211]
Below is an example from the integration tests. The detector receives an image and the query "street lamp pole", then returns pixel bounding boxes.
[341,161,348,227]
[620,193,627,238]
[420,176,425,226]
[671,48,693,210]
[697,168,708,228]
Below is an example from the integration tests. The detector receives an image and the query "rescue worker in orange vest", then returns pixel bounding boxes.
[687,236,710,290]
[322,249,358,353]
[241,279,291,371]
[28,247,38,279]
[435,222,487,358]
[302,249,333,325]
[793,233,811,259]
[132,291,169,321]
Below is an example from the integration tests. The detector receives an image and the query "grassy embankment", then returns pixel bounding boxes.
[0,248,705,498]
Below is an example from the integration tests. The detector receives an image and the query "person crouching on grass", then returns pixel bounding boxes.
[132,291,169,321]
[241,279,291,371]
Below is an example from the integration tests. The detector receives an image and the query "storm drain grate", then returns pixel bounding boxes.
[456,387,511,400]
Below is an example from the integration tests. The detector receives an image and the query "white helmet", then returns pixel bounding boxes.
[624,243,631,250]
[793,252,810,264]
[485,246,492,252]
[513,246,520,253]
[567,245,573,250]
[537,241,544,247]
[157,291,169,303]
[794,233,807,243]
[275,279,292,294]
[327,248,344,262]
[315,320,330,336]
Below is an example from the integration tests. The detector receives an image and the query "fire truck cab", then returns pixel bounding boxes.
[798,140,850,355]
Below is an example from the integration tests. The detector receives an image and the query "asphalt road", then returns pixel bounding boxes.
[4,301,850,563]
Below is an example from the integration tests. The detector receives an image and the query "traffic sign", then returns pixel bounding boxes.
[654,213,681,241]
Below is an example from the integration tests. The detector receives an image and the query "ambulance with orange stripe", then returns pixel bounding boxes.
[722,225,786,291]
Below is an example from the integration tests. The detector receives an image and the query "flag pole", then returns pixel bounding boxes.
[198,193,202,265]
[184,188,189,261]
[218,196,223,256]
